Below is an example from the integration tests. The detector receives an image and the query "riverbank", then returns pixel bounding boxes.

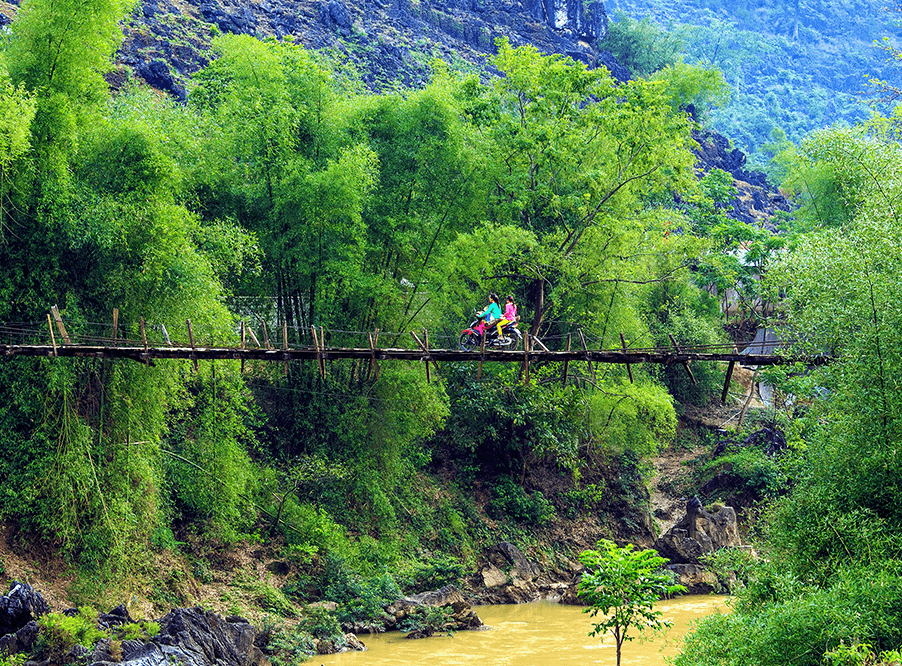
[0,414,754,620]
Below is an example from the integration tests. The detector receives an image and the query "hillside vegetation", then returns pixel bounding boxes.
[0,0,736,609]
[1,0,902,664]
[604,0,898,170]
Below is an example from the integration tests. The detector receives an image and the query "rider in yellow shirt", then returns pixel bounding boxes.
[496,295,517,340]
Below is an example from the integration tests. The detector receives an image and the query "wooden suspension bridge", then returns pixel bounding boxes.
[0,308,826,401]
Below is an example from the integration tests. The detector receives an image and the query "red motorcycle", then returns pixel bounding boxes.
[458,316,522,351]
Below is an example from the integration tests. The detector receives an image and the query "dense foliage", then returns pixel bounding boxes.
[0,0,822,639]
[674,117,902,665]
[1,0,901,660]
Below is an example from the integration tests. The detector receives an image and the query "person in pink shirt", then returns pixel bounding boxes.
[496,295,517,339]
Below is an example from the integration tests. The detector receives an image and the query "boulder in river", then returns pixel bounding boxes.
[384,584,483,635]
[665,563,719,594]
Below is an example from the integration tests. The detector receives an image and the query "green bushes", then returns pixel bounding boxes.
[490,476,555,525]
[600,11,684,76]
[36,607,104,661]
[115,620,160,641]
[297,605,344,641]
[825,643,902,666]
[257,584,297,617]
[563,482,606,516]
[320,556,402,627]
[706,447,787,496]
[398,554,467,591]
[584,379,677,457]
[265,625,317,666]
[674,566,902,666]
[443,376,582,477]
[400,605,455,637]
[165,367,259,542]
[698,547,758,594]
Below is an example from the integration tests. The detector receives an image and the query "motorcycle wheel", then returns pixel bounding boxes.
[459,332,480,351]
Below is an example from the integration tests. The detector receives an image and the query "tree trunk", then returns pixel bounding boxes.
[528,277,547,338]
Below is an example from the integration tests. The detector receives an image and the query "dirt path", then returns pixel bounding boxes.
[648,442,706,536]
[648,366,766,536]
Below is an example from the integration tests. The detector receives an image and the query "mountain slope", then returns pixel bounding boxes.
[604,0,897,164]
[104,0,630,99]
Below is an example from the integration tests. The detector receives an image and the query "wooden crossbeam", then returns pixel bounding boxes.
[669,333,696,384]
[50,306,70,344]
[562,334,571,387]
[187,319,198,372]
[0,342,822,366]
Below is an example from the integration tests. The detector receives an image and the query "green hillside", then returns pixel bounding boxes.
[605,0,898,170]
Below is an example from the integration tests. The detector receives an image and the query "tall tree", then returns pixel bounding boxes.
[5,0,134,175]
[352,70,487,333]
[190,35,377,332]
[464,39,698,340]
[761,125,902,585]
[0,73,35,243]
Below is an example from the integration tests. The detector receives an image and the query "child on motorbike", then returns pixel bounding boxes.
[496,295,517,339]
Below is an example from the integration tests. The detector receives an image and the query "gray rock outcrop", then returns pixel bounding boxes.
[473,541,574,604]
[655,498,741,565]
[383,584,483,635]
[654,498,742,593]
[88,607,268,666]
[0,581,49,637]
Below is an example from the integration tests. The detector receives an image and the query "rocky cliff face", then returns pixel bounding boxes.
[0,0,622,98]
[692,128,794,231]
[98,0,626,100]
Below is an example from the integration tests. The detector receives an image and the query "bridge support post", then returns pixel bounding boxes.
[187,319,198,372]
[721,360,735,404]
[562,334,571,387]
[367,329,380,381]
[282,321,289,376]
[669,333,696,384]
[240,321,246,373]
[46,314,57,358]
[477,332,486,380]
[738,366,760,426]
[311,326,326,379]
[620,332,633,384]
[410,330,438,383]
[139,316,149,365]
[424,329,430,383]
[247,325,261,348]
[50,305,70,345]
[578,329,595,384]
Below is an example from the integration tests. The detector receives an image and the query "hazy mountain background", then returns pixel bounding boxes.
[605,0,899,169]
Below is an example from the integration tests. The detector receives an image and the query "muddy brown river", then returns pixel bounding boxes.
[323,595,726,666]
